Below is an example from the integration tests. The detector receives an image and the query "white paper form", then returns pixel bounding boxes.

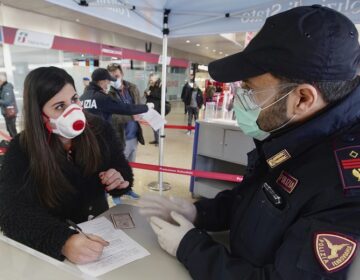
[140,108,166,131]
[76,217,150,277]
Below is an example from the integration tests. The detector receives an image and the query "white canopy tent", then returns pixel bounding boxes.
[46,0,360,194]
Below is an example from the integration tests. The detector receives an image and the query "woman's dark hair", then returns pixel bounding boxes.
[20,67,102,208]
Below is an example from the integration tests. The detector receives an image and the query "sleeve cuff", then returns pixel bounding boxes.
[177,228,212,266]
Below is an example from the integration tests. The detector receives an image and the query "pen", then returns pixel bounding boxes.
[66,219,92,240]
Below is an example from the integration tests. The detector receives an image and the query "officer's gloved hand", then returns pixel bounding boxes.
[138,194,197,224]
[146,102,155,110]
[150,211,194,257]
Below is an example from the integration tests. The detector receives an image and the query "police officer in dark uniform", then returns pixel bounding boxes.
[80,68,151,122]
[139,5,360,279]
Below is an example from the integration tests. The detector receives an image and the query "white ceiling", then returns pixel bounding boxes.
[0,0,245,60]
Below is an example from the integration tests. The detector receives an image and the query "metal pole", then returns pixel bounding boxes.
[158,33,168,195]
[148,9,171,194]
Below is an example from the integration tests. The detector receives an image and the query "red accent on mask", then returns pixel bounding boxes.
[73,120,85,131]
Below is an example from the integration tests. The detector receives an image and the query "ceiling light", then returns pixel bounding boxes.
[212,49,216,52]
[186,40,190,43]
[205,46,209,49]
[75,18,80,22]
[196,43,200,47]
[219,51,223,54]
[225,54,228,56]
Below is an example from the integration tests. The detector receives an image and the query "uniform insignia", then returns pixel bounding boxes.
[314,232,357,273]
[266,149,291,168]
[349,150,358,158]
[276,171,298,193]
[334,146,360,190]
[81,99,97,109]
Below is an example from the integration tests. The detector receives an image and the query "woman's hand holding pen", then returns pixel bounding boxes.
[61,233,109,264]
[99,169,129,192]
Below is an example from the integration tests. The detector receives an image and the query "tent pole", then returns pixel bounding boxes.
[159,9,171,196]
[148,9,171,195]
[158,32,168,196]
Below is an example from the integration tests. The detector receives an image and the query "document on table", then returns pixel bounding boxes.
[140,108,166,131]
[76,217,150,277]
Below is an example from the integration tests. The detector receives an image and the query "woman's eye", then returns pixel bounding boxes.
[71,96,79,103]
[55,104,65,110]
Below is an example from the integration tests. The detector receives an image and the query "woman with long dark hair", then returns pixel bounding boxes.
[0,67,133,264]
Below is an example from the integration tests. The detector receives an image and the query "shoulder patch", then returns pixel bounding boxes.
[314,232,357,273]
[334,146,360,191]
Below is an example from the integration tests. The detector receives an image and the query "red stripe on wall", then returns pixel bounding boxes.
[170,57,189,68]
[122,48,159,64]
[52,36,101,56]
[2,26,189,68]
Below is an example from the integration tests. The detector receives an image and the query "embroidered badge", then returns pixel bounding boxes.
[334,146,360,190]
[266,149,291,168]
[276,171,298,194]
[314,232,357,273]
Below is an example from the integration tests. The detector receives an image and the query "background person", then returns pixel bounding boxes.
[107,63,144,202]
[0,72,18,137]
[181,80,191,114]
[81,68,151,123]
[0,66,133,264]
[81,68,152,200]
[184,82,203,135]
[140,5,360,279]
[144,74,162,145]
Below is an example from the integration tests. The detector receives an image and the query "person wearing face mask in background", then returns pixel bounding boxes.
[139,5,360,279]
[106,63,144,202]
[0,67,135,264]
[81,68,153,123]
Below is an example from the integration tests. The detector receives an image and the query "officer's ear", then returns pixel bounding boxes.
[288,84,327,118]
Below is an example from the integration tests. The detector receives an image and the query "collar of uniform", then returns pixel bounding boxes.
[88,81,104,92]
[260,84,360,168]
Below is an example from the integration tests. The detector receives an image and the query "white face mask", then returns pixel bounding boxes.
[111,78,122,90]
[46,104,86,139]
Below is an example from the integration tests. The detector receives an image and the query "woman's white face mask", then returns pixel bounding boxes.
[44,104,86,139]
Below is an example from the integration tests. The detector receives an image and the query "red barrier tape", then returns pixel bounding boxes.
[130,162,243,183]
[164,124,195,130]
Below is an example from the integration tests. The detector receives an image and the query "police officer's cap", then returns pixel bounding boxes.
[209,5,360,82]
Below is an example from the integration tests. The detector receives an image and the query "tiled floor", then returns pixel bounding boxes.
[116,101,198,206]
[0,101,199,207]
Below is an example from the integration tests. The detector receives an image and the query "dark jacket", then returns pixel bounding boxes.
[80,82,148,122]
[177,85,360,279]
[146,84,162,113]
[184,87,204,109]
[0,117,133,261]
[181,82,191,101]
[108,81,145,147]
[0,82,18,116]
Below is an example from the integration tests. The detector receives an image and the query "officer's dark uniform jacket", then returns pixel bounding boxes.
[80,82,148,122]
[177,85,360,279]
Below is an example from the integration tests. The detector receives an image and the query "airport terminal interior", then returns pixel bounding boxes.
[1,1,360,279]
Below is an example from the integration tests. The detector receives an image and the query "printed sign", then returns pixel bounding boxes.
[14,29,54,49]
